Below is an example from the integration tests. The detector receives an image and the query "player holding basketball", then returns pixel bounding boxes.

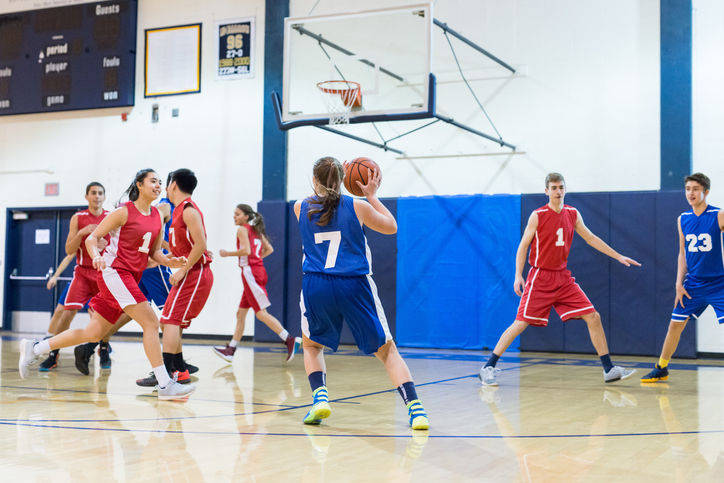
[641,173,724,382]
[19,169,195,400]
[212,204,302,363]
[38,182,110,371]
[137,168,213,386]
[294,156,428,430]
[479,173,640,386]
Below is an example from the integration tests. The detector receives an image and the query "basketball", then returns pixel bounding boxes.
[344,157,381,196]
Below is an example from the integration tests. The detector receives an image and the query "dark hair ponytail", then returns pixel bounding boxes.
[307,156,344,226]
[237,203,269,242]
[117,169,155,206]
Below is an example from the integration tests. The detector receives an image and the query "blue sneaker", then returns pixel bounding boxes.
[407,399,429,430]
[640,364,669,383]
[303,387,331,425]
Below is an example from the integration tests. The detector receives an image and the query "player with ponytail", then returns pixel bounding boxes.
[212,203,302,363]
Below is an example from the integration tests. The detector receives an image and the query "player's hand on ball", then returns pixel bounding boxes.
[675,283,691,308]
[618,255,641,267]
[356,168,381,198]
[514,275,525,297]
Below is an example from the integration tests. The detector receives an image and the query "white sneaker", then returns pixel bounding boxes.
[157,380,197,400]
[604,366,636,383]
[19,339,39,379]
[478,366,501,386]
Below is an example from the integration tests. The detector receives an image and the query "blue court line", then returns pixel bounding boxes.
[4,419,724,440]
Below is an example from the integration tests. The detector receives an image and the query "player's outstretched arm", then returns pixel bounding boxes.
[674,215,691,308]
[574,210,641,267]
[86,206,128,270]
[47,253,75,290]
[219,226,251,258]
[354,169,397,235]
[514,212,539,296]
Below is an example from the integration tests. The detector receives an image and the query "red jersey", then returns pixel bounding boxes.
[528,204,578,271]
[238,224,264,268]
[75,209,110,267]
[168,198,212,267]
[103,201,161,277]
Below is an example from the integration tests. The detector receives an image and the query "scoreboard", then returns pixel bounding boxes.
[0,0,137,116]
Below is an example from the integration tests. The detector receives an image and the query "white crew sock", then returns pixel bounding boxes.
[229,339,238,348]
[34,339,52,356]
[153,365,172,387]
[279,329,289,341]
[45,332,54,338]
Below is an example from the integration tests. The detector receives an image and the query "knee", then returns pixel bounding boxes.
[668,320,686,333]
[585,312,602,326]
[511,320,529,334]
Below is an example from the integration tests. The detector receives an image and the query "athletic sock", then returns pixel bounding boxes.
[153,365,172,387]
[44,332,54,339]
[229,339,238,348]
[99,341,109,351]
[600,354,614,373]
[397,381,418,406]
[658,357,670,369]
[279,329,289,341]
[173,352,187,372]
[48,349,59,358]
[34,339,52,356]
[162,352,174,375]
[308,371,326,392]
[485,353,500,368]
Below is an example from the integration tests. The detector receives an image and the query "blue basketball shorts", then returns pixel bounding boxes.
[57,281,70,306]
[671,276,724,323]
[138,265,172,308]
[300,272,392,355]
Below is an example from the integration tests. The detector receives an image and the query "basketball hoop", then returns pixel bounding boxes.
[317,80,362,126]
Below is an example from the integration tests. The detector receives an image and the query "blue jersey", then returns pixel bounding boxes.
[681,205,724,283]
[299,195,371,276]
[158,197,175,243]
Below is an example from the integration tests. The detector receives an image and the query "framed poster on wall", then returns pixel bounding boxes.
[145,23,201,97]
[215,17,255,80]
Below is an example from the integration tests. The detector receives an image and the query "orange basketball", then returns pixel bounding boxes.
[344,157,381,197]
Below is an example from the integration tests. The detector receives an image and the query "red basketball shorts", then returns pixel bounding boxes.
[64,266,100,310]
[516,268,595,326]
[239,265,270,312]
[89,267,147,324]
[161,264,213,329]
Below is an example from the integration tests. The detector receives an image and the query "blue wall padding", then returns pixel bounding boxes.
[655,191,696,357]
[256,201,291,342]
[609,192,658,355]
[396,195,521,350]
[283,198,398,348]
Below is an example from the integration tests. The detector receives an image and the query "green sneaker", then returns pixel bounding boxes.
[407,399,429,430]
[303,387,331,425]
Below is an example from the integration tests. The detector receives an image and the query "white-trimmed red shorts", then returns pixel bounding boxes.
[89,267,148,324]
[160,264,213,329]
[516,268,596,327]
[240,265,270,312]
[64,265,100,310]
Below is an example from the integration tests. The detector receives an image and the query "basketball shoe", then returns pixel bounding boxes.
[98,344,112,369]
[478,366,501,386]
[173,370,191,385]
[39,350,59,372]
[19,339,39,379]
[303,387,331,425]
[136,372,159,387]
[604,366,636,383]
[640,364,669,383]
[157,380,196,401]
[185,361,199,374]
[285,336,302,362]
[212,344,236,363]
[407,400,429,430]
[74,344,93,375]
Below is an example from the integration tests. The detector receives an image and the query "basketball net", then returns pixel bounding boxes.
[317,80,361,126]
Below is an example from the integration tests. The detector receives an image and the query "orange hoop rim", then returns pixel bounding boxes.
[316,80,360,95]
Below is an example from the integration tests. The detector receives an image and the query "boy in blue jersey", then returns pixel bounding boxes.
[642,173,724,382]
[293,157,428,430]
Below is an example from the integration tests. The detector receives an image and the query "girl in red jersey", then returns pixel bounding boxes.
[212,204,301,363]
[19,170,195,400]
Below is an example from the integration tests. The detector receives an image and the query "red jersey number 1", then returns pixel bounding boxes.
[138,232,152,253]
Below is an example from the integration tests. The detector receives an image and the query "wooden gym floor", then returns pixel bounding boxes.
[1,334,724,482]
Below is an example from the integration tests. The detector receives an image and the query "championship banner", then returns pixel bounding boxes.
[216,17,255,80]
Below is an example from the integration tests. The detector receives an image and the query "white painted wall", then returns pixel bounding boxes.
[0,0,267,336]
[286,0,661,200]
[693,0,724,354]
